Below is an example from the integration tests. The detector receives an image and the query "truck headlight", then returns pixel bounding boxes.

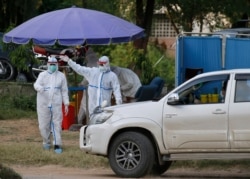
[88,111,113,125]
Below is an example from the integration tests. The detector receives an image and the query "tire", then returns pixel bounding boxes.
[29,58,47,80]
[27,66,41,81]
[150,161,172,175]
[108,131,155,178]
[0,58,15,81]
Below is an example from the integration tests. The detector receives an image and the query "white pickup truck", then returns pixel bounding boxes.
[79,69,250,178]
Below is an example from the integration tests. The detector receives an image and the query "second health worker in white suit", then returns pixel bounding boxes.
[60,55,122,116]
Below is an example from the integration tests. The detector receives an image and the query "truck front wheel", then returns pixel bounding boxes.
[108,131,155,178]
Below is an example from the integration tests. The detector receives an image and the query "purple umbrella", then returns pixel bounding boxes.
[3,6,144,46]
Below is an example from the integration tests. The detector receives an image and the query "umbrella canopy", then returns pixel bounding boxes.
[3,6,144,46]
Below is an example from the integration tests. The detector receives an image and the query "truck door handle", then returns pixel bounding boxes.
[212,109,226,114]
[165,113,177,118]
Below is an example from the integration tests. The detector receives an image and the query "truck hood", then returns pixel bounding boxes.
[104,101,163,121]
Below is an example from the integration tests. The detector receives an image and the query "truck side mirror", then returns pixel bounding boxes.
[167,93,180,105]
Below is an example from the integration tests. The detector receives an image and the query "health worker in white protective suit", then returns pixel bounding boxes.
[110,66,142,103]
[76,47,98,124]
[34,57,69,154]
[60,55,122,117]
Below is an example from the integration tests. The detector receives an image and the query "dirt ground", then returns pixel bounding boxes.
[10,164,250,179]
[2,119,250,179]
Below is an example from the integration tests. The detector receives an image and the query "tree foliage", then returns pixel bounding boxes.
[161,0,250,32]
[0,0,37,32]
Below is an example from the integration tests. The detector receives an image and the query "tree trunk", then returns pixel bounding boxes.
[134,0,155,51]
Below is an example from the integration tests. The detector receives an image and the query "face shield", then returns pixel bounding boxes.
[98,56,110,72]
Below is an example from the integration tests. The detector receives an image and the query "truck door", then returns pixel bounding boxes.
[228,73,250,149]
[163,74,230,151]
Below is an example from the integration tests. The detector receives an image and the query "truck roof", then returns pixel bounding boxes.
[195,69,250,78]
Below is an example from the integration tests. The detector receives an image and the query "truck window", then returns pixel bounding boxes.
[178,74,229,104]
[235,80,250,102]
[234,74,250,102]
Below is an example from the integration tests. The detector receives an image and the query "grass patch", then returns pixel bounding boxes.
[0,124,109,169]
[0,82,37,119]
[0,94,37,120]
[170,159,250,171]
[0,109,37,120]
[0,143,108,168]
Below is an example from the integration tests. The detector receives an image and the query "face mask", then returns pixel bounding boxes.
[49,65,57,73]
[99,66,107,72]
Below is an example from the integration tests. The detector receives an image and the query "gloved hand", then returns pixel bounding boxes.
[64,105,69,115]
[116,98,122,105]
[60,55,70,62]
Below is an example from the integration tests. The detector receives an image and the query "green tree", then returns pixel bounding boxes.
[37,0,84,13]
[162,0,250,33]
[83,0,120,15]
[0,0,38,32]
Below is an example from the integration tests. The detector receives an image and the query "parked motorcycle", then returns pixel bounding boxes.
[32,45,88,79]
[1,32,39,82]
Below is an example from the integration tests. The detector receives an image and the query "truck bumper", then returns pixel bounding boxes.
[79,124,110,155]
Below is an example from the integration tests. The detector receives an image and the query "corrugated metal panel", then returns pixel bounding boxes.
[225,38,250,69]
[177,36,222,85]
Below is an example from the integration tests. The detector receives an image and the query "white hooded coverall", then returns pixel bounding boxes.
[77,47,98,123]
[111,66,142,100]
[34,62,69,147]
[67,59,122,116]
